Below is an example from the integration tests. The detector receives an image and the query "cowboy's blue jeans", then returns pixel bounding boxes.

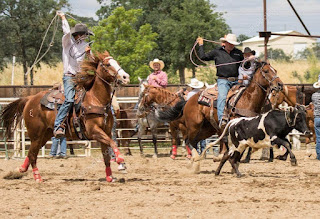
[50,136,67,156]
[54,75,75,131]
[314,117,320,159]
[217,79,238,121]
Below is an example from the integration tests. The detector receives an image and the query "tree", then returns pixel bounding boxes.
[0,0,68,85]
[158,0,229,83]
[96,0,229,83]
[92,7,158,83]
[238,34,250,45]
[259,48,292,62]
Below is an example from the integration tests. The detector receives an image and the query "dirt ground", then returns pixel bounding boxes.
[1,149,320,218]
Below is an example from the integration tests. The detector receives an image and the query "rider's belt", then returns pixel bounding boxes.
[64,72,75,77]
[218,76,238,82]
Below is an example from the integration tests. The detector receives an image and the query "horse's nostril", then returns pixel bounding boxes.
[123,76,126,79]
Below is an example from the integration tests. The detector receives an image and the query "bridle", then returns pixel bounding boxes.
[254,63,281,93]
[96,56,123,86]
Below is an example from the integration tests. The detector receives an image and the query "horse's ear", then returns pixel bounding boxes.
[138,76,142,82]
[205,82,209,87]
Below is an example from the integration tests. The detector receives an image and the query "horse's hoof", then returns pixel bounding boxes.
[268,159,274,162]
[106,176,117,183]
[152,154,158,159]
[35,179,43,183]
[214,172,220,176]
[236,173,244,178]
[186,155,192,160]
[118,163,127,173]
[290,160,298,166]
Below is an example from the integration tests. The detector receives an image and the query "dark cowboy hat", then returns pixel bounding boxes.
[71,23,94,36]
[243,47,256,55]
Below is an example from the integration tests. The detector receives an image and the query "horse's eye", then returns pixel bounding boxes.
[264,70,269,73]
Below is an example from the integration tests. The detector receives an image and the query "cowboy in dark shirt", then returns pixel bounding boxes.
[197,34,244,125]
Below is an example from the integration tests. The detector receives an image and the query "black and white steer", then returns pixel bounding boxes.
[193,105,311,177]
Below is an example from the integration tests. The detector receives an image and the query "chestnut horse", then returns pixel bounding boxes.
[0,51,130,182]
[157,62,283,171]
[137,84,191,158]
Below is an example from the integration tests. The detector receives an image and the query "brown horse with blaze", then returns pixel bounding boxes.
[0,51,130,183]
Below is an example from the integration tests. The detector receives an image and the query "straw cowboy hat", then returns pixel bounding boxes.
[71,23,94,36]
[188,78,204,89]
[313,81,320,88]
[220,33,240,46]
[149,58,165,70]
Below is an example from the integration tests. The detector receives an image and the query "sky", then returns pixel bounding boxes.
[67,0,320,38]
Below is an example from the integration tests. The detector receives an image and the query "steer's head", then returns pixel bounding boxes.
[291,104,312,136]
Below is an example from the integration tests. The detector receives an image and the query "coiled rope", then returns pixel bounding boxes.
[25,12,93,75]
[189,38,247,68]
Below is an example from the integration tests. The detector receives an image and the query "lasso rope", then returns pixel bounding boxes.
[190,38,247,68]
[25,12,93,75]
[25,14,59,75]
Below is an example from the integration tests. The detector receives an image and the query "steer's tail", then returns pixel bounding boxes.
[0,98,28,139]
[193,120,233,162]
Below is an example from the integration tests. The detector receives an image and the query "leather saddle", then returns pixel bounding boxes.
[40,86,84,112]
[198,84,245,108]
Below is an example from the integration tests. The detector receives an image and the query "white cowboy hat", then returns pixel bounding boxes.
[313,81,320,88]
[188,78,204,89]
[220,33,240,46]
[149,58,165,70]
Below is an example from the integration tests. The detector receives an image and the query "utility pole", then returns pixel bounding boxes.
[11,56,16,85]
[263,0,268,61]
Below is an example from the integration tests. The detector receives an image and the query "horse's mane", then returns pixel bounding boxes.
[74,51,110,90]
[145,85,181,103]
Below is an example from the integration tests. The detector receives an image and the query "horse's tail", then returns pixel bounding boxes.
[155,100,186,122]
[0,98,28,139]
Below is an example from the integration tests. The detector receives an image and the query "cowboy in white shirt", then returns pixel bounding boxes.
[187,78,204,100]
[54,11,93,137]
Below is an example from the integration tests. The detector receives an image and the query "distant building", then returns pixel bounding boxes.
[242,30,317,59]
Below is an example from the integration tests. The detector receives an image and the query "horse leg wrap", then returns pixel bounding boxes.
[186,145,192,159]
[170,145,177,159]
[113,147,124,164]
[32,168,42,182]
[19,157,30,172]
[106,167,114,182]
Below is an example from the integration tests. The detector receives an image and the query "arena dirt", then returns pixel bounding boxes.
[1,149,320,218]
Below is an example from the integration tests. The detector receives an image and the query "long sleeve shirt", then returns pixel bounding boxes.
[186,88,201,100]
[61,19,87,75]
[147,71,168,88]
[238,60,256,85]
[198,46,244,78]
[312,91,320,118]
